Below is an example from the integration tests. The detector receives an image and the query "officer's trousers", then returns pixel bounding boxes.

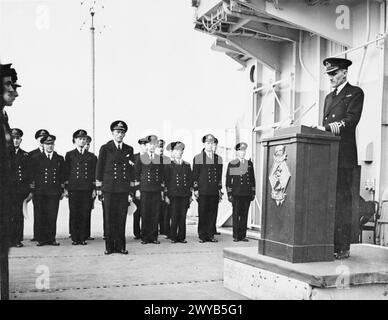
[334,168,353,253]
[32,198,39,240]
[232,196,251,240]
[103,192,128,252]
[34,195,60,243]
[68,190,93,243]
[10,193,28,244]
[158,201,170,236]
[198,195,218,241]
[170,196,190,241]
[85,196,95,238]
[140,191,161,243]
[133,198,141,238]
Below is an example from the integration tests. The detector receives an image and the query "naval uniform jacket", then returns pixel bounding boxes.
[226,159,255,197]
[64,149,97,191]
[13,148,32,195]
[31,152,65,196]
[29,148,44,159]
[0,109,15,250]
[135,153,165,192]
[322,82,364,169]
[164,160,193,197]
[192,151,223,196]
[96,140,135,194]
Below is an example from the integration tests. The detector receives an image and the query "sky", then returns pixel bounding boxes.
[0,0,251,160]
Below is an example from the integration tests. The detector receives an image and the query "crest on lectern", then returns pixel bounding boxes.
[269,145,291,206]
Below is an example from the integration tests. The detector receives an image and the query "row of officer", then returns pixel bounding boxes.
[10,121,257,251]
[9,128,97,248]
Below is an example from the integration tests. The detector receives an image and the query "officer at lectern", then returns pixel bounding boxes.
[313,57,364,260]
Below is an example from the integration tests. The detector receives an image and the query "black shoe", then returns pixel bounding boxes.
[49,241,60,246]
[30,238,36,242]
[141,241,148,244]
[241,238,249,242]
[171,240,178,243]
[233,238,239,242]
[214,232,221,235]
[16,242,24,248]
[134,236,141,240]
[87,237,95,241]
[335,250,350,260]
[179,240,187,244]
[37,242,45,247]
[103,236,106,240]
[199,239,206,243]
[151,240,160,244]
[119,249,128,255]
[80,241,87,245]
[104,250,113,255]
[209,238,218,243]
[165,236,170,239]
[72,241,79,245]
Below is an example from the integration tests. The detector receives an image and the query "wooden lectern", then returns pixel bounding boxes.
[258,125,340,263]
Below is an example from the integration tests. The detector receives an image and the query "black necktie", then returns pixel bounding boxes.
[118,145,121,151]
[333,88,337,97]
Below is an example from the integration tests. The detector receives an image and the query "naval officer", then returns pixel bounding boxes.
[155,139,171,237]
[193,134,223,243]
[135,135,165,244]
[212,137,222,236]
[10,128,33,247]
[132,137,148,240]
[64,130,97,245]
[164,142,192,243]
[96,121,135,255]
[29,129,49,242]
[226,142,255,242]
[31,135,65,246]
[313,57,364,259]
[84,135,97,241]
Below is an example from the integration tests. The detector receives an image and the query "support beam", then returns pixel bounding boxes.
[195,0,223,19]
[226,35,281,70]
[230,18,250,32]
[211,39,245,55]
[242,0,354,46]
[243,20,299,42]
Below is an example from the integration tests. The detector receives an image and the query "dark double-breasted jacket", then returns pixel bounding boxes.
[226,159,255,197]
[164,160,193,198]
[134,153,165,192]
[64,149,97,191]
[31,152,65,196]
[13,148,32,195]
[96,140,135,193]
[192,151,223,196]
[322,82,364,169]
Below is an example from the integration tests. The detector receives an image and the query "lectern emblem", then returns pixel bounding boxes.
[269,145,291,206]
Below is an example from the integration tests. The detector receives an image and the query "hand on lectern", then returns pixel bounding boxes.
[311,125,325,131]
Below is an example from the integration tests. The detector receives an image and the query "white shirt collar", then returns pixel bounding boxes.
[205,150,213,158]
[45,151,53,159]
[334,81,347,95]
[175,158,182,165]
[77,147,84,154]
[114,141,122,149]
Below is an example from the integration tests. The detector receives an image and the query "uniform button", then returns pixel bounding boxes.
[332,114,335,118]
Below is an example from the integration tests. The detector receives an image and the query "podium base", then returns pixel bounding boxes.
[258,238,334,263]
[224,244,388,300]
